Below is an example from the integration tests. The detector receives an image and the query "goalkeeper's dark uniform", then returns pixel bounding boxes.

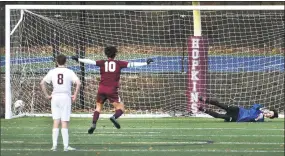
[198,97,277,122]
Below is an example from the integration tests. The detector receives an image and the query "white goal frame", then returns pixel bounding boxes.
[5,5,284,119]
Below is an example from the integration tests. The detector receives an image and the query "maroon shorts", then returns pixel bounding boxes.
[96,85,121,103]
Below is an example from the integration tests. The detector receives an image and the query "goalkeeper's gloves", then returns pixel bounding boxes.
[147,58,154,65]
[71,55,79,62]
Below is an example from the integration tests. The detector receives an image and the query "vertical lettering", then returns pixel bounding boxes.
[190,38,200,114]
[193,81,197,92]
[188,37,207,114]
[192,60,199,70]
[192,49,199,59]
[192,38,200,48]
[190,92,198,102]
[191,70,199,80]
[191,103,198,113]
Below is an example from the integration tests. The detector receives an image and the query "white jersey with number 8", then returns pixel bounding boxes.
[43,67,79,121]
[43,67,79,96]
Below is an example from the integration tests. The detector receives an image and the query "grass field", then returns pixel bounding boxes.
[1,117,284,156]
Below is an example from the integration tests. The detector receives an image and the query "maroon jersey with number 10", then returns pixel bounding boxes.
[96,59,128,87]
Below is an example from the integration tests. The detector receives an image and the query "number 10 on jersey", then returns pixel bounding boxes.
[105,61,116,72]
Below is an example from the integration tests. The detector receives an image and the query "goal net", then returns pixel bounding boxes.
[6,5,284,119]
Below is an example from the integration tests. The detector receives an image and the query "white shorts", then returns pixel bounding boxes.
[51,94,71,121]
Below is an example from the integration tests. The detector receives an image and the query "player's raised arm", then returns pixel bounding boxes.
[71,56,97,65]
[72,55,154,68]
[127,58,154,68]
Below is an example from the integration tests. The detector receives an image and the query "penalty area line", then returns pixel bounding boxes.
[1,141,284,145]
[1,148,284,153]
[4,133,283,138]
[1,127,284,131]
[73,131,161,134]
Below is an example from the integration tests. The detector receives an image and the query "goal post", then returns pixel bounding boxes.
[187,1,207,114]
[192,1,202,37]
[5,5,284,119]
[5,5,12,119]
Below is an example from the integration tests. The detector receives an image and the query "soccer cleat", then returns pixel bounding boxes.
[64,146,76,152]
[50,146,57,151]
[110,116,121,129]
[88,127,96,134]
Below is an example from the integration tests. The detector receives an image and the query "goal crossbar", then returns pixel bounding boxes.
[6,5,285,10]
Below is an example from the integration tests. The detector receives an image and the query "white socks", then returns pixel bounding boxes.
[61,128,69,148]
[52,128,69,148]
[52,128,59,147]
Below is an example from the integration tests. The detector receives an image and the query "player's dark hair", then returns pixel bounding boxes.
[56,54,67,65]
[105,46,117,58]
[270,109,278,119]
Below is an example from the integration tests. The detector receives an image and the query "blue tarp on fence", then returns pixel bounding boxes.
[1,56,284,72]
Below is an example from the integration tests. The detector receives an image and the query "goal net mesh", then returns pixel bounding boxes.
[8,9,284,117]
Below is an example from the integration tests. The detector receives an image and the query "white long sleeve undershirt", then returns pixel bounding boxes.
[78,58,147,67]
[78,58,97,65]
[127,62,147,67]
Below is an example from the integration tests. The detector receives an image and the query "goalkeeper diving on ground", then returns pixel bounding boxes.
[71,46,154,134]
[198,97,278,122]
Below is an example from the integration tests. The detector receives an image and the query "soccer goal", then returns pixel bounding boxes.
[5,5,284,119]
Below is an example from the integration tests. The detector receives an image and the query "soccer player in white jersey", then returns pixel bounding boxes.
[40,54,81,151]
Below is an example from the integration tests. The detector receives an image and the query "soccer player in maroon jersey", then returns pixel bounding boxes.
[72,46,154,134]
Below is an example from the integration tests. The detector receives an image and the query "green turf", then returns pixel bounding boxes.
[1,117,284,156]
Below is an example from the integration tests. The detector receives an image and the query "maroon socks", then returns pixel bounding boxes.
[92,111,100,124]
[113,109,123,119]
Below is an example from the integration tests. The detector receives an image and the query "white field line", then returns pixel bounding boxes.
[1,148,284,153]
[1,141,284,145]
[1,127,284,131]
[1,128,284,132]
[2,133,283,137]
[72,131,161,134]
